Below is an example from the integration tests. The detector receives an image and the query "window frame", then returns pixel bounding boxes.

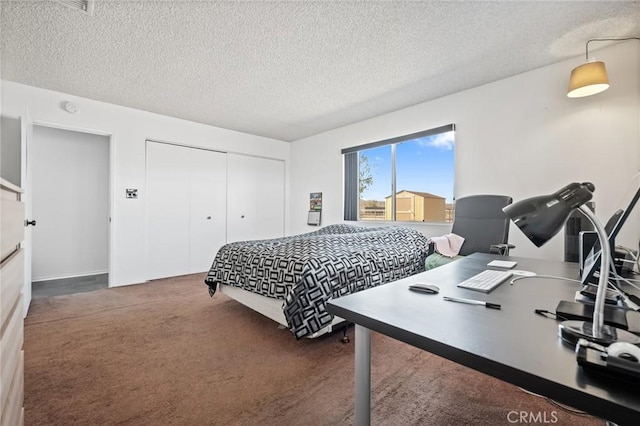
[342,123,455,223]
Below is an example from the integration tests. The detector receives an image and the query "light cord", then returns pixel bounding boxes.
[585,37,640,61]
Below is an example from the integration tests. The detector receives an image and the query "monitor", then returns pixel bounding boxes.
[581,185,640,286]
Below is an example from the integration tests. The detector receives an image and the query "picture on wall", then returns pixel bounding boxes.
[308,192,322,226]
[310,192,322,211]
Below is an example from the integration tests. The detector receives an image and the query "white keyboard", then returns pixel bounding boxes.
[456,269,513,293]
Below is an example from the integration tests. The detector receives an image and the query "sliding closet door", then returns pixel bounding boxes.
[255,158,285,240]
[227,154,258,243]
[188,148,226,273]
[227,153,284,243]
[148,146,282,278]
[146,142,190,279]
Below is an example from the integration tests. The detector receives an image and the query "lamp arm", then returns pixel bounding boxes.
[585,37,640,61]
[578,205,611,332]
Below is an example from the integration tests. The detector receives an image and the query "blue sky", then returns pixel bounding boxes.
[360,131,455,202]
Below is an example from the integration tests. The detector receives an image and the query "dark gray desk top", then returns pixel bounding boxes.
[326,253,640,425]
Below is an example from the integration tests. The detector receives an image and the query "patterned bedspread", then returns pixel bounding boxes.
[205,224,429,338]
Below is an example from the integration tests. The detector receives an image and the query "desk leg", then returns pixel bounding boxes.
[355,325,371,426]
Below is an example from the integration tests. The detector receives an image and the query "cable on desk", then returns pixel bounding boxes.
[616,244,640,273]
[510,275,581,285]
[601,276,640,311]
[510,273,640,309]
[607,262,640,290]
[618,276,640,287]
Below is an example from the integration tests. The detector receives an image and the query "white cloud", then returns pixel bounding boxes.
[428,131,455,150]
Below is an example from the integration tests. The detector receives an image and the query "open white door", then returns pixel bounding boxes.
[20,107,33,316]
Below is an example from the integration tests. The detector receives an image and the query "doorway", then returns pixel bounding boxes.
[30,125,110,298]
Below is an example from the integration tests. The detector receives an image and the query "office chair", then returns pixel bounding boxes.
[425,194,514,270]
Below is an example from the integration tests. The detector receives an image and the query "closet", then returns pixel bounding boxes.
[227,153,285,243]
[146,142,227,280]
[146,143,285,280]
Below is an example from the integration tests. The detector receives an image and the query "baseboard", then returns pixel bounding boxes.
[32,270,108,283]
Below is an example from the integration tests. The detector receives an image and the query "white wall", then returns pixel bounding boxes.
[31,126,109,281]
[1,81,290,286]
[0,116,21,185]
[3,41,638,280]
[289,41,640,261]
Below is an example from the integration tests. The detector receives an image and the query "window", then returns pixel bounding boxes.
[343,124,455,223]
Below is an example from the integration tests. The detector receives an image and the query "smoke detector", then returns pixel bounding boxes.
[53,0,95,15]
[63,102,79,114]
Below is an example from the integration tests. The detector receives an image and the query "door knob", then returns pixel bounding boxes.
[26,219,37,227]
[206,216,212,220]
[241,215,245,218]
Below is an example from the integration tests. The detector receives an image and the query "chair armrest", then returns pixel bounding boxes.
[490,243,515,256]
[427,241,436,255]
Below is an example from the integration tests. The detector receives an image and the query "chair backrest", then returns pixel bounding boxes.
[451,195,513,256]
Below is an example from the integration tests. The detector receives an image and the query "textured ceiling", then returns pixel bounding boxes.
[1,1,639,142]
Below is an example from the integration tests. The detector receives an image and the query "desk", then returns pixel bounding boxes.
[326,253,640,425]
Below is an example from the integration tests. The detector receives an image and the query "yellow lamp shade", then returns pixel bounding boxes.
[567,61,610,98]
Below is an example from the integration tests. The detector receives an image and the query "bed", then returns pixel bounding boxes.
[205,224,429,339]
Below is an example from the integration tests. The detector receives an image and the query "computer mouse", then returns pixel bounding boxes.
[608,342,640,362]
[408,283,439,294]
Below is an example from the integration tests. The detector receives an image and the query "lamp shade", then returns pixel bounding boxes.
[503,182,594,247]
[567,61,610,98]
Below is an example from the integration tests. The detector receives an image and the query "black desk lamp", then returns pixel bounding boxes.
[503,182,640,345]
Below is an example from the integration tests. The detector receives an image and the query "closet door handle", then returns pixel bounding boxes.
[26,219,37,227]
[206,216,212,220]
[241,215,245,218]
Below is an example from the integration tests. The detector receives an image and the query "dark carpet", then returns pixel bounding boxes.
[24,274,603,425]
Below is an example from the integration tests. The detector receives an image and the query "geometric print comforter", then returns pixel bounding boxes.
[204,224,429,339]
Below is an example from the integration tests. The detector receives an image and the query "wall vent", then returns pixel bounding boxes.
[53,0,95,15]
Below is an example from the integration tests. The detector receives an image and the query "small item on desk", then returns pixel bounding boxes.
[555,300,628,329]
[534,309,567,321]
[456,269,513,293]
[511,270,537,277]
[443,296,501,310]
[578,285,620,305]
[487,260,517,269]
[576,338,640,380]
[622,294,640,312]
[628,294,640,307]
[608,342,640,362]
[408,283,440,294]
